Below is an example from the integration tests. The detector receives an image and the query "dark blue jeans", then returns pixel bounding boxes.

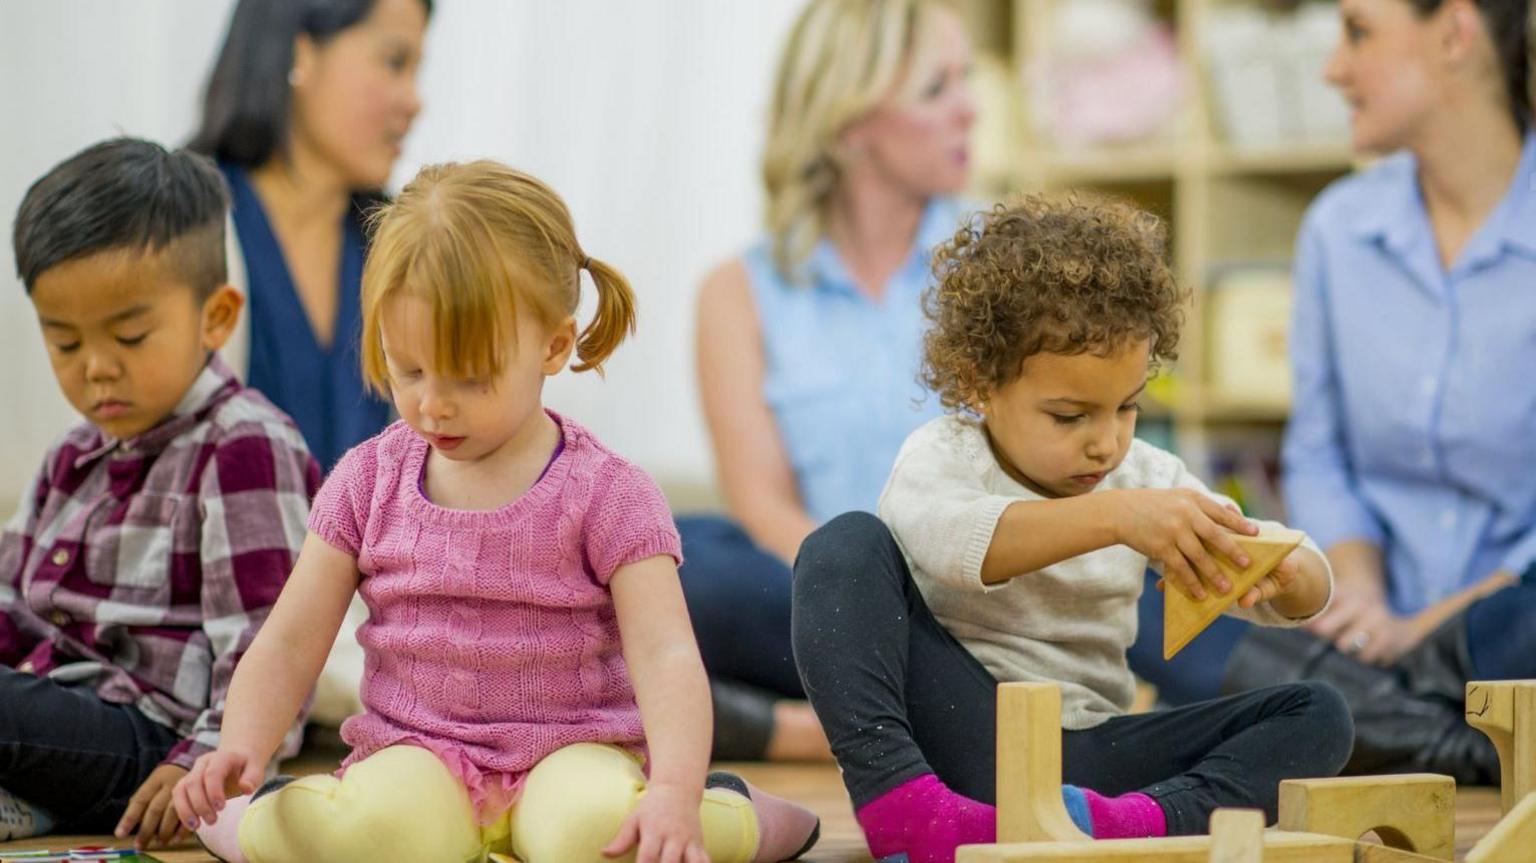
[0,666,179,832]
[1129,565,1536,705]
[676,515,803,698]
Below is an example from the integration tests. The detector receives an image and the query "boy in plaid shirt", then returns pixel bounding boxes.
[0,138,319,849]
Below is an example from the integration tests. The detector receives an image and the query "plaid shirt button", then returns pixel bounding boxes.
[50,549,69,566]
[50,610,70,627]
[17,661,33,674]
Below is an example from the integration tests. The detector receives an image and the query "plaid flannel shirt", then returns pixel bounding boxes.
[0,356,320,769]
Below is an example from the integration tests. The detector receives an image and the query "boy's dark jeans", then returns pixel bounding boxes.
[0,666,178,832]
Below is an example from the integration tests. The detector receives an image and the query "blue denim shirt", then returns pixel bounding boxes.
[1283,134,1536,612]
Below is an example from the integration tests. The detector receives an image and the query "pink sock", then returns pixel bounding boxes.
[855,774,996,863]
[1081,788,1167,839]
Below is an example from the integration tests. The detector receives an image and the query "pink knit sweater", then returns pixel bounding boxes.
[307,412,682,816]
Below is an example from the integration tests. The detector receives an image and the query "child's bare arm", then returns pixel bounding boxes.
[174,532,358,825]
[218,532,359,757]
[983,490,1257,593]
[606,553,710,857]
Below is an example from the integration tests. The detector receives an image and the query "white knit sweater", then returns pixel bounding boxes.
[877,414,1332,730]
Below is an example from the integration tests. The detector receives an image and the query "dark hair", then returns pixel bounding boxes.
[13,137,229,297]
[1407,0,1531,130]
[190,0,433,170]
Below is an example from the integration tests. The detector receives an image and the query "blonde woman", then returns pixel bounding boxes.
[678,0,976,762]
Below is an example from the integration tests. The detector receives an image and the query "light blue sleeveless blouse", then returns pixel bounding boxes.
[743,198,966,523]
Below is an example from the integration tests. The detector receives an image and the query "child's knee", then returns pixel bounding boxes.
[240,746,481,863]
[510,743,645,863]
[1288,680,1355,774]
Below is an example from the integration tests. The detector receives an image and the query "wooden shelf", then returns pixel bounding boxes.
[1208,143,1355,177]
[965,0,1348,471]
[1025,147,1181,185]
[1190,395,1290,424]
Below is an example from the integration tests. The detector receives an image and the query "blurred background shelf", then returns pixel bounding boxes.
[960,0,1354,518]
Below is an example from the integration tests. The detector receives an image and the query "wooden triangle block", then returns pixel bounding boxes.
[1163,528,1305,660]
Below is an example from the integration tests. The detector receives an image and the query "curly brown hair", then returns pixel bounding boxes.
[921,194,1187,411]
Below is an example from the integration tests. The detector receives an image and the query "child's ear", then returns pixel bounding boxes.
[200,285,244,352]
[541,316,577,376]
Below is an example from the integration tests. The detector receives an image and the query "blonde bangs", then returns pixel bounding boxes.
[360,195,524,395]
[359,159,634,389]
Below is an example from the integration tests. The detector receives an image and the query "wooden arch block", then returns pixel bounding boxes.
[1163,529,1305,660]
[1465,680,1536,815]
[994,683,1090,843]
[1208,808,1265,863]
[1276,774,1456,860]
[1467,792,1536,863]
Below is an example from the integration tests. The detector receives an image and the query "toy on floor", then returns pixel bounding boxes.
[0,848,161,862]
[1276,774,1455,859]
[953,679,1536,862]
[1162,528,1305,660]
[1206,808,1263,863]
[1464,679,1536,863]
[1464,680,1534,814]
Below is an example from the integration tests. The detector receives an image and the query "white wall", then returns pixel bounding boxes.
[0,1,802,505]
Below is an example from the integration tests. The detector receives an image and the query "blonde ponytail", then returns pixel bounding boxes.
[573,255,636,374]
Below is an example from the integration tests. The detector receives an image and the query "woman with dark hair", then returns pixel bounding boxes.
[1130,0,1535,785]
[193,0,430,472]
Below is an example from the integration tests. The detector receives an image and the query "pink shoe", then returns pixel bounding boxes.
[193,793,252,863]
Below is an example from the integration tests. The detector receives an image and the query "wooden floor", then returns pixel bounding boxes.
[0,759,1508,862]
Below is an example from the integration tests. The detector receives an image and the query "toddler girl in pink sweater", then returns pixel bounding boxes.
[170,161,819,863]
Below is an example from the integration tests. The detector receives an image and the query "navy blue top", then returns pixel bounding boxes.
[221,164,391,471]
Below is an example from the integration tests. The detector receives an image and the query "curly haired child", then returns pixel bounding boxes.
[791,194,1353,863]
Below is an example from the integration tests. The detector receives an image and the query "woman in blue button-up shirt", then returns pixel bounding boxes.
[1140,0,1535,784]
[677,0,976,761]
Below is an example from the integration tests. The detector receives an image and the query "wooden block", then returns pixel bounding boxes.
[956,831,1357,862]
[1353,846,1457,863]
[1164,529,1305,659]
[1465,680,1536,815]
[1466,792,1536,863]
[1277,774,1456,860]
[1208,808,1265,862]
[995,683,1091,842]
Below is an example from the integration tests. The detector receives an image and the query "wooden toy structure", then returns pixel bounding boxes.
[956,679,1536,862]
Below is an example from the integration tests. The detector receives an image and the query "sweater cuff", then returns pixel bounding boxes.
[962,496,1014,592]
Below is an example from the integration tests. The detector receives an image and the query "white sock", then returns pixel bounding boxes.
[0,786,55,841]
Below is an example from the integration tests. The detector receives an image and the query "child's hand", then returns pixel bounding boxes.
[601,781,710,863]
[1236,549,1301,609]
[115,763,188,850]
[1112,489,1258,601]
[173,747,265,830]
